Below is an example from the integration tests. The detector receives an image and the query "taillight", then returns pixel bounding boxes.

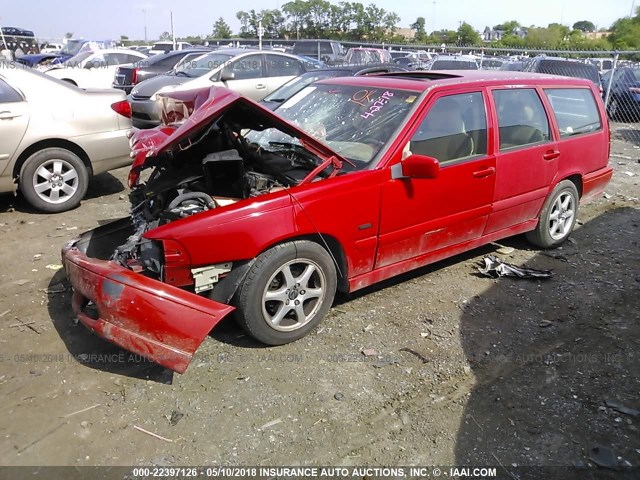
[131,68,138,85]
[111,100,132,118]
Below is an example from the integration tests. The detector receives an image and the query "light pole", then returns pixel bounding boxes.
[143,9,147,43]
[432,1,436,35]
[631,0,637,17]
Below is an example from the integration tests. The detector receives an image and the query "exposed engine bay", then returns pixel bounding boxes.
[111,114,331,282]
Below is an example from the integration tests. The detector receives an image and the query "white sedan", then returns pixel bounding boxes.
[0,64,133,212]
[45,49,147,89]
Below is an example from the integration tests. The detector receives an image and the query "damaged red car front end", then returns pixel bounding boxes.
[62,219,234,373]
[61,86,351,373]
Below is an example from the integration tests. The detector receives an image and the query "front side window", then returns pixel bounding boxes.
[265,56,302,77]
[493,88,550,150]
[409,92,487,164]
[231,54,263,80]
[176,53,233,78]
[544,88,602,137]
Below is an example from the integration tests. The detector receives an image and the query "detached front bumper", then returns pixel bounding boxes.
[61,220,235,373]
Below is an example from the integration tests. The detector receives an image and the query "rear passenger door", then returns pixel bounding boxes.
[264,54,304,95]
[484,87,557,234]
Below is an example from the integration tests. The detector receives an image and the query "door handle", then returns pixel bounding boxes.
[256,84,266,89]
[543,150,560,161]
[472,166,496,178]
[0,111,21,120]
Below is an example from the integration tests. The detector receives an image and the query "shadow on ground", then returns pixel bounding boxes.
[454,207,640,478]
[0,172,124,214]
[46,270,173,383]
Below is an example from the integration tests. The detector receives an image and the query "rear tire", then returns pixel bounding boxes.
[235,241,337,345]
[526,180,578,249]
[19,148,89,213]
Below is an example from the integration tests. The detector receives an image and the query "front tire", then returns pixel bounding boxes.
[19,148,89,213]
[235,241,337,345]
[526,180,578,249]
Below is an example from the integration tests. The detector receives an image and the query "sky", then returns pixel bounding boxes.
[0,0,635,42]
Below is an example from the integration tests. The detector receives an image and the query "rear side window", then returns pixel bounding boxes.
[493,89,550,150]
[544,88,602,137]
[0,79,22,103]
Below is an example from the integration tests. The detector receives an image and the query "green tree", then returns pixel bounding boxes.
[572,20,596,33]
[609,8,640,50]
[411,17,427,41]
[212,17,233,38]
[493,20,520,34]
[457,22,480,45]
[64,32,73,39]
[159,31,171,41]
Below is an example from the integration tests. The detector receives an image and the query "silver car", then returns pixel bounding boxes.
[129,49,311,128]
[0,63,132,212]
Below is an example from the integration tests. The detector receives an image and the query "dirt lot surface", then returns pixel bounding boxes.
[0,123,638,478]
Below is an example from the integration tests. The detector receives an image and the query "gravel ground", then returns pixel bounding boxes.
[0,123,638,478]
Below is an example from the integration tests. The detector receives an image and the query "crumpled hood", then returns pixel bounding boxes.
[129,86,345,172]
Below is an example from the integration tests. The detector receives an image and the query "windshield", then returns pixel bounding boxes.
[61,51,92,67]
[263,71,347,102]
[174,52,233,77]
[60,40,83,56]
[246,84,419,168]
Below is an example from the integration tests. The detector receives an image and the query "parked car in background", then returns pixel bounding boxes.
[427,56,479,70]
[500,61,525,71]
[588,57,614,73]
[393,52,428,70]
[344,48,393,65]
[523,55,602,91]
[130,49,311,128]
[41,42,64,53]
[148,41,193,55]
[113,48,211,94]
[16,39,117,67]
[292,40,345,65]
[0,64,132,212]
[0,27,38,56]
[63,71,611,372]
[260,64,408,110]
[479,58,505,70]
[44,49,148,88]
[601,67,640,121]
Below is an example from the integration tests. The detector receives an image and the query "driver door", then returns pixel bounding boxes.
[376,90,496,268]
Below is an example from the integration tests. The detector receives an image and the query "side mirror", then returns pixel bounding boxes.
[220,68,235,82]
[392,154,440,179]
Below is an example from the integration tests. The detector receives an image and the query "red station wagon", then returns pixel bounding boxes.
[62,71,612,373]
